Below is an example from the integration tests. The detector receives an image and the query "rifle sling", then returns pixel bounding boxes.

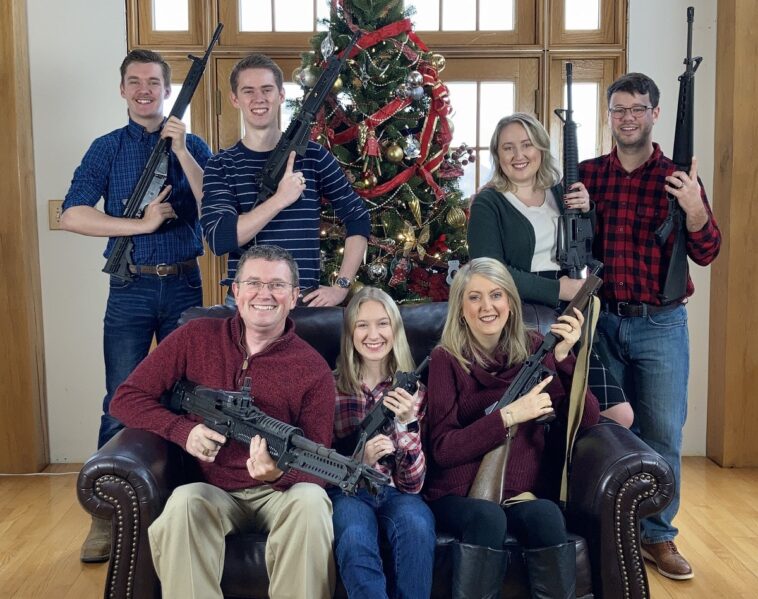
[559,294,599,504]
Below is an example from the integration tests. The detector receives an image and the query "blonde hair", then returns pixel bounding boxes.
[335,287,416,396]
[482,112,561,194]
[440,257,530,372]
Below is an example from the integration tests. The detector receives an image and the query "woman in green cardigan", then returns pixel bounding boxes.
[468,112,633,426]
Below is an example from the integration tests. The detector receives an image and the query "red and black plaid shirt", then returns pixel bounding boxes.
[579,144,721,305]
[334,377,427,494]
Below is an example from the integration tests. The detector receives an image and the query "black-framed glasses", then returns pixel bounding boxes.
[608,105,653,119]
[237,279,294,294]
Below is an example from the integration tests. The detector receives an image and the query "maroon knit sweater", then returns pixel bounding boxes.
[423,335,599,502]
[110,314,335,492]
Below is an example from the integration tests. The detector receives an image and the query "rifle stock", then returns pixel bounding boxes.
[655,7,702,303]
[103,23,223,281]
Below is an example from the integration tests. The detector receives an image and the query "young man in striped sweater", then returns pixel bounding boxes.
[201,54,370,307]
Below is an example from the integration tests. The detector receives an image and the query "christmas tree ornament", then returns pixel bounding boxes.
[331,75,344,94]
[292,67,304,85]
[445,205,467,228]
[320,31,335,59]
[406,194,422,226]
[409,86,425,101]
[300,67,318,88]
[395,83,410,99]
[430,53,447,72]
[361,128,383,176]
[385,143,404,163]
[406,70,423,87]
[388,256,411,287]
[368,261,388,281]
[446,259,461,285]
[404,135,421,159]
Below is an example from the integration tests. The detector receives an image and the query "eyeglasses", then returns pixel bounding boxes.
[608,105,653,119]
[237,279,294,294]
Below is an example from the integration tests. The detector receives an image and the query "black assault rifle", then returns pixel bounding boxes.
[484,274,602,424]
[348,356,430,467]
[254,31,361,204]
[555,62,601,279]
[171,377,388,495]
[103,23,223,282]
[655,7,702,303]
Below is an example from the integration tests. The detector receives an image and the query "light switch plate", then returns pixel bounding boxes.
[49,200,64,230]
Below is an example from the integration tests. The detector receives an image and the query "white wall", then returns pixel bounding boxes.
[28,0,126,462]
[28,0,719,461]
[628,0,717,455]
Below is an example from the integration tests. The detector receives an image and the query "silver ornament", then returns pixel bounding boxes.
[406,70,423,87]
[410,86,425,101]
[368,262,388,281]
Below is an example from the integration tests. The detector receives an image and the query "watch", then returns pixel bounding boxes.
[335,276,352,289]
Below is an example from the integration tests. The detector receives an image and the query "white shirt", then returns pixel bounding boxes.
[504,189,561,272]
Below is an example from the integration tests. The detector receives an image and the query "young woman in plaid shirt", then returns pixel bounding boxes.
[329,287,435,599]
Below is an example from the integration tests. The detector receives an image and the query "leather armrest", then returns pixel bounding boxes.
[77,428,189,599]
[566,421,675,598]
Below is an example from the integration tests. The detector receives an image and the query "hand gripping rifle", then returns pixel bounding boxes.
[655,7,702,304]
[349,357,430,467]
[103,23,223,282]
[171,377,389,495]
[555,62,602,279]
[468,275,602,504]
[254,31,361,205]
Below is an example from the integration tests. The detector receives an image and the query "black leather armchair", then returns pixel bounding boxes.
[78,302,673,599]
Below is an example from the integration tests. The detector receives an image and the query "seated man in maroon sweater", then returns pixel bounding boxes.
[110,244,336,599]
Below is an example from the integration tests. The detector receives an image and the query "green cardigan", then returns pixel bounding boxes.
[467,185,595,307]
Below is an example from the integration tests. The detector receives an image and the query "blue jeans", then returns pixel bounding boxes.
[99,269,202,448]
[328,485,436,599]
[594,304,689,543]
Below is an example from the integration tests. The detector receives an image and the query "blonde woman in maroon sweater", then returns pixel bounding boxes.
[424,257,599,599]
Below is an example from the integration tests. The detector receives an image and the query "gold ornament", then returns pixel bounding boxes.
[385,143,404,164]
[331,76,344,94]
[349,280,365,295]
[402,222,431,260]
[446,205,467,228]
[430,53,447,72]
[292,67,303,85]
[407,195,422,227]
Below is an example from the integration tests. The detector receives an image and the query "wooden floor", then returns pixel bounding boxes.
[0,458,756,598]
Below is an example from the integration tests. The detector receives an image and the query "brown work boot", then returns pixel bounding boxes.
[641,540,693,580]
[80,516,112,563]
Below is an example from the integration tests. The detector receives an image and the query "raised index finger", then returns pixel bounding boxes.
[530,375,554,394]
[284,151,297,175]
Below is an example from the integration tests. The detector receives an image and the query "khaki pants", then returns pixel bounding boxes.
[148,481,335,599]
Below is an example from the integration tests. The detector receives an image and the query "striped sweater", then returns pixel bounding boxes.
[201,140,370,288]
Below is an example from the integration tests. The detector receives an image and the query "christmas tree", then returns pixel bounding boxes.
[293,0,473,302]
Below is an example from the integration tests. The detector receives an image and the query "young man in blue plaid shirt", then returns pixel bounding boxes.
[61,49,211,563]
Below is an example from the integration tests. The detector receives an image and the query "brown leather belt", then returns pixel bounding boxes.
[128,259,198,277]
[604,300,682,318]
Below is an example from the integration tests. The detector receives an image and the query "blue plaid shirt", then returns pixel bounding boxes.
[64,119,212,264]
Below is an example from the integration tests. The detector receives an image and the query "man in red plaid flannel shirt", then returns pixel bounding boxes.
[579,72,720,581]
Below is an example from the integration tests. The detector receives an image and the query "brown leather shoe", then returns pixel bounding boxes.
[80,516,111,563]
[641,540,693,580]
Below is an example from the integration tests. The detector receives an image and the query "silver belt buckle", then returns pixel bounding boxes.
[155,263,171,277]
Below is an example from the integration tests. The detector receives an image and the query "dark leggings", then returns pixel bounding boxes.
[429,495,568,550]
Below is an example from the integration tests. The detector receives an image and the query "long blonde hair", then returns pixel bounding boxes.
[440,257,530,372]
[482,112,561,194]
[335,287,416,396]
